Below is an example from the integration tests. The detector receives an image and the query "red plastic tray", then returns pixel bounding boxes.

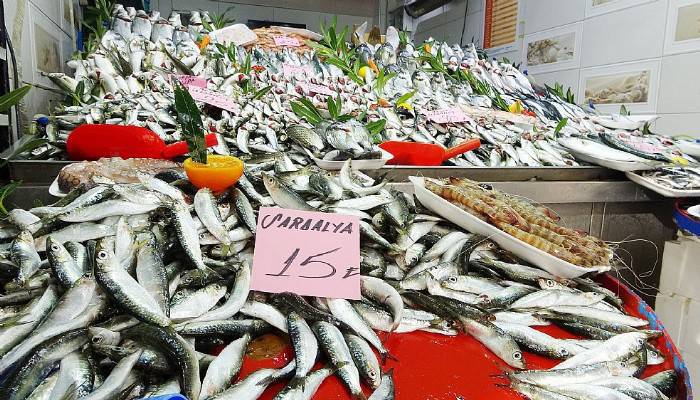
[231,274,692,400]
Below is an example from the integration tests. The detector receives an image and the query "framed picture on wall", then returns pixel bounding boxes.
[585,0,656,18]
[483,0,523,55]
[522,23,582,74]
[664,0,700,55]
[578,59,661,114]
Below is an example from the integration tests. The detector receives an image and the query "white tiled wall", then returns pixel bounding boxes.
[3,0,77,134]
[413,0,700,137]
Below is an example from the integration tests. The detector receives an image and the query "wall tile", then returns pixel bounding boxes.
[523,0,586,35]
[272,7,320,29]
[580,0,668,67]
[228,3,274,24]
[444,0,468,24]
[654,113,700,137]
[172,0,219,15]
[530,68,581,101]
[464,11,483,46]
[468,0,485,13]
[657,51,700,114]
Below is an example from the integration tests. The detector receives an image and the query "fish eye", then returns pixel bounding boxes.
[369,370,377,377]
[91,336,102,344]
[448,277,458,283]
[50,243,60,251]
[97,250,108,260]
[559,348,569,356]
[546,279,556,287]
[512,351,522,360]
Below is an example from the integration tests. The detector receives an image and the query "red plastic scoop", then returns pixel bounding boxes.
[380,138,481,166]
[66,124,218,161]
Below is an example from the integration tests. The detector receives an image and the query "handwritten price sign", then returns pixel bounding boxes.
[274,36,301,47]
[172,74,207,88]
[251,207,360,299]
[188,86,236,112]
[299,82,334,96]
[283,64,312,76]
[426,107,470,124]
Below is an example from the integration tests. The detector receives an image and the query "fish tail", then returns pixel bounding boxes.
[381,350,399,364]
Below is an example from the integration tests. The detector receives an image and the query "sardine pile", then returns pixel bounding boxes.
[0,163,676,399]
[27,3,692,168]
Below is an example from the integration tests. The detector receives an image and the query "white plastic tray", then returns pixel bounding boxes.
[625,171,700,198]
[307,149,394,170]
[591,114,658,130]
[49,177,68,198]
[569,150,662,172]
[409,176,611,279]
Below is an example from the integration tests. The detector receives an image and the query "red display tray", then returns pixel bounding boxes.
[233,274,692,400]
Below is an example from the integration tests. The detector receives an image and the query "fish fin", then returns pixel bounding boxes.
[289,376,306,391]
[381,350,399,364]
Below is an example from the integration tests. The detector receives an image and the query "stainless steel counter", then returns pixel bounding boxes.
[2,161,674,305]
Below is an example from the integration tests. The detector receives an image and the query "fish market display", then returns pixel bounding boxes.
[246,26,316,54]
[57,157,181,192]
[425,177,613,268]
[637,167,700,191]
[23,3,694,170]
[0,161,676,399]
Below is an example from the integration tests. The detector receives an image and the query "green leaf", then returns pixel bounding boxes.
[163,45,194,75]
[298,98,324,120]
[0,181,22,216]
[290,101,322,125]
[173,81,207,164]
[553,117,568,138]
[252,85,271,101]
[0,85,31,113]
[0,136,48,167]
[336,114,353,122]
[619,104,629,116]
[327,95,337,120]
[395,90,416,106]
[366,119,387,144]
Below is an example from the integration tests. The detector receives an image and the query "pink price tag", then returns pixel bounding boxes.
[274,36,301,47]
[188,86,236,112]
[172,74,207,88]
[426,107,470,124]
[251,207,361,299]
[299,82,334,96]
[619,136,665,154]
[283,64,311,76]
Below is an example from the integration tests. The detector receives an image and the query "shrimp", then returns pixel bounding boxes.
[492,220,589,267]
[527,223,607,266]
[427,181,518,227]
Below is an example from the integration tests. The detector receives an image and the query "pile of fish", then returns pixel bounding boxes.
[638,167,700,191]
[0,161,677,399]
[425,177,613,268]
[25,3,694,169]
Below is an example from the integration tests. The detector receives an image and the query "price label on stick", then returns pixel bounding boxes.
[283,64,311,76]
[172,74,207,88]
[426,107,470,124]
[299,82,334,96]
[188,86,237,112]
[274,36,301,47]
[251,207,361,299]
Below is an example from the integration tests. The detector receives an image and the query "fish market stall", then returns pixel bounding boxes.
[0,1,694,399]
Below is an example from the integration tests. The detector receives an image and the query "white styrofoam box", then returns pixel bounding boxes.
[657,52,700,114]
[172,0,219,15]
[521,22,583,74]
[659,240,685,295]
[655,293,691,345]
[523,0,586,35]
[676,239,700,299]
[664,0,700,56]
[653,112,700,137]
[577,58,661,114]
[272,8,321,30]
[580,0,667,68]
[530,68,581,101]
[682,299,700,358]
[464,11,484,46]
[682,351,700,392]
